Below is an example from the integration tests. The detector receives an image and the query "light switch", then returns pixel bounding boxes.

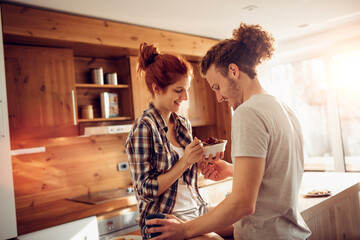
[117,162,129,171]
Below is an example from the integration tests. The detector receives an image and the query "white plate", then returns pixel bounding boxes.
[112,235,142,240]
[303,189,331,198]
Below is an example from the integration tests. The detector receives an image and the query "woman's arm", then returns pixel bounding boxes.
[127,120,204,198]
[155,137,204,196]
[126,121,160,198]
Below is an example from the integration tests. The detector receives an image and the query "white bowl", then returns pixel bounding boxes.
[203,140,227,158]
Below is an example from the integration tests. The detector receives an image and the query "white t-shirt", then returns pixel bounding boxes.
[170,143,200,215]
[231,94,311,240]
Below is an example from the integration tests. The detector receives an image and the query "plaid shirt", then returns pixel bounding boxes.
[125,102,206,227]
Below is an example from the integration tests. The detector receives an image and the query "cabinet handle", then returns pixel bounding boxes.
[71,90,77,125]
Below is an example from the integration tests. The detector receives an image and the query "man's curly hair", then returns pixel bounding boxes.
[200,23,275,79]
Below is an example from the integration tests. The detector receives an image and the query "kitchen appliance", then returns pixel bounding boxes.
[18,216,99,240]
[97,209,140,240]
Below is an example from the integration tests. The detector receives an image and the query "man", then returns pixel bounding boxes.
[145,22,311,240]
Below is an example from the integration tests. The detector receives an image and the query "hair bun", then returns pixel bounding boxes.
[232,23,275,65]
[138,42,160,71]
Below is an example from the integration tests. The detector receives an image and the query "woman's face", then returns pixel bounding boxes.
[155,76,191,113]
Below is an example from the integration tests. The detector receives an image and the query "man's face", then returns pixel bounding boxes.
[205,64,241,109]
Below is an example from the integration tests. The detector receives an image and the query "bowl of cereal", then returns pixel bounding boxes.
[202,137,227,158]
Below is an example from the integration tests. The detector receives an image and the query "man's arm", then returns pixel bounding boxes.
[185,156,265,237]
[147,156,265,240]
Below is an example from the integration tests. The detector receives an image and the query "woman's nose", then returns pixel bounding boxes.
[182,90,189,100]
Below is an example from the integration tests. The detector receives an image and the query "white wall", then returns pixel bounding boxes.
[0,6,18,239]
[272,19,360,64]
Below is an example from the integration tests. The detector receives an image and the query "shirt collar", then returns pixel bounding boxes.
[171,112,187,130]
[147,102,188,133]
[147,102,168,132]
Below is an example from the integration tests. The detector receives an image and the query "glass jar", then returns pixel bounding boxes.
[81,105,94,119]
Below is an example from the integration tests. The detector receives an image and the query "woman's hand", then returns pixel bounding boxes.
[155,138,204,196]
[182,137,204,166]
[200,159,233,181]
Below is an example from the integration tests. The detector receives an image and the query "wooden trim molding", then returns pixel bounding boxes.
[1,3,218,57]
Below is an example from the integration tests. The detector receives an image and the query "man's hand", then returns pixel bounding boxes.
[145,214,187,240]
[206,151,224,161]
[200,159,233,181]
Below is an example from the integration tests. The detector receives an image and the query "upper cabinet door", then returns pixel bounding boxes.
[129,56,152,120]
[179,62,216,126]
[4,45,78,144]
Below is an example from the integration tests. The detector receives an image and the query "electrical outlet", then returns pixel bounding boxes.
[108,124,132,134]
[117,162,129,171]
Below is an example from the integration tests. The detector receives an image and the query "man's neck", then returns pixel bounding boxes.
[243,77,266,102]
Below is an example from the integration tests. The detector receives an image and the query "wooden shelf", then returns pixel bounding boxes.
[78,116,132,123]
[75,83,129,89]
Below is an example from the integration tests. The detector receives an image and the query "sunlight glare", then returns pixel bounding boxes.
[333,51,360,89]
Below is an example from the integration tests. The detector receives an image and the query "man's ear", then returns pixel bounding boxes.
[152,83,161,94]
[228,63,239,77]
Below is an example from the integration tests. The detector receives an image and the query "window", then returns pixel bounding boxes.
[263,49,360,172]
[267,58,334,171]
[332,51,360,171]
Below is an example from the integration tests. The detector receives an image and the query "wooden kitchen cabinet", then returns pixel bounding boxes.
[129,56,151,120]
[299,172,360,240]
[4,45,136,141]
[74,56,134,129]
[4,45,78,143]
[2,3,222,137]
[180,62,216,126]
[1,3,232,236]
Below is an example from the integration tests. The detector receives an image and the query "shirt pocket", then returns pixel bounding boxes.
[154,142,172,172]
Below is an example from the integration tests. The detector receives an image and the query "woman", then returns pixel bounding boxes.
[125,42,208,232]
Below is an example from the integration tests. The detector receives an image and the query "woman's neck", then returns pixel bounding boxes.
[152,100,171,125]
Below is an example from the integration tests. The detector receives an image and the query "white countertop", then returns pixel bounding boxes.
[299,172,360,219]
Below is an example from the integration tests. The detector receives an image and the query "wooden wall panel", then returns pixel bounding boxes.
[12,133,132,209]
[1,3,218,58]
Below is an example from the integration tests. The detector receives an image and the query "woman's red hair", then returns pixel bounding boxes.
[137,42,192,94]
